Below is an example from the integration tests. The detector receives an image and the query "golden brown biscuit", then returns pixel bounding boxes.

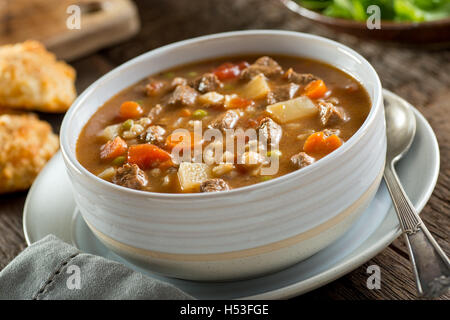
[0,40,76,113]
[0,113,59,193]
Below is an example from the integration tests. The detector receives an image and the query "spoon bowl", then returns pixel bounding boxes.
[385,94,417,163]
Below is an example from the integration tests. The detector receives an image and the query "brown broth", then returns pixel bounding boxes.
[77,55,371,193]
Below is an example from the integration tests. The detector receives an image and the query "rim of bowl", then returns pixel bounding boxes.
[281,0,450,29]
[60,30,383,200]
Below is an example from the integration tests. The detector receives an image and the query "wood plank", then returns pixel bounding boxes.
[0,0,139,61]
[299,247,450,300]
[0,192,27,270]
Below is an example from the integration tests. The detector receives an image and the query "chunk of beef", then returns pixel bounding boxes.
[266,83,300,104]
[200,178,230,192]
[148,104,163,122]
[257,117,282,146]
[168,85,198,106]
[171,77,187,88]
[139,125,166,145]
[237,151,266,175]
[240,56,283,80]
[209,110,239,131]
[112,164,148,190]
[323,128,341,138]
[318,101,346,126]
[291,152,315,169]
[283,68,318,85]
[190,73,222,93]
[145,78,168,96]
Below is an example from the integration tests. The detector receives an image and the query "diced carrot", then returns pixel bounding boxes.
[145,80,165,96]
[304,80,328,99]
[225,96,253,109]
[180,108,192,117]
[303,131,343,155]
[159,159,175,171]
[246,118,258,128]
[119,101,144,119]
[127,144,171,170]
[100,136,128,160]
[166,131,202,150]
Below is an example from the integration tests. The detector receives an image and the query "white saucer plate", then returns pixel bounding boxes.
[23,90,440,299]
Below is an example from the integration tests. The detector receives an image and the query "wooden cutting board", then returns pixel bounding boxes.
[0,0,140,60]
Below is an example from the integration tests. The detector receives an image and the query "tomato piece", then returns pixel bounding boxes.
[119,101,144,119]
[212,61,248,81]
[127,144,172,170]
[237,61,250,70]
[100,137,128,160]
[303,131,343,155]
[213,63,240,81]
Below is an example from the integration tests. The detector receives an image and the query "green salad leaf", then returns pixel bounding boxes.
[295,0,450,22]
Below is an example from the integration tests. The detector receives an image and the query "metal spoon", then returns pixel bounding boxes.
[383,93,450,297]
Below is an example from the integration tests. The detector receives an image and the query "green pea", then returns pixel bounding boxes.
[112,156,126,166]
[192,109,208,119]
[187,71,198,77]
[121,119,134,130]
[267,150,282,158]
[135,99,144,105]
[223,83,235,91]
[261,176,273,182]
[164,72,175,79]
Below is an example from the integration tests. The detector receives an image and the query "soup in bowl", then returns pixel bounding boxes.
[77,55,371,194]
[61,30,385,281]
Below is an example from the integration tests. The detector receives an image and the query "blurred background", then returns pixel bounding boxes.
[2,0,448,109]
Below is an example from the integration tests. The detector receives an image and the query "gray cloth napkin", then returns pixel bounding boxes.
[0,235,193,300]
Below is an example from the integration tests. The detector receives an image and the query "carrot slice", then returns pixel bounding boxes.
[127,144,172,170]
[119,101,144,119]
[180,108,192,117]
[166,131,202,150]
[303,131,342,155]
[225,96,253,109]
[159,159,175,171]
[100,136,128,160]
[304,80,327,99]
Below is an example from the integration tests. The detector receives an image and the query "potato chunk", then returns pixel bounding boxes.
[266,96,317,123]
[241,74,270,100]
[177,162,211,192]
[198,91,224,106]
[99,124,121,141]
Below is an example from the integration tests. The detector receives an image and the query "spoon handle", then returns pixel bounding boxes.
[384,163,450,297]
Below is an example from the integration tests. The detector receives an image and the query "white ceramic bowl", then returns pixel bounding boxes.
[60,30,385,281]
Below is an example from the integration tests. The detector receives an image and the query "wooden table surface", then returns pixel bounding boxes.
[0,0,448,300]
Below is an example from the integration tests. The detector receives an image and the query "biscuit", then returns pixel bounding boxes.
[0,113,59,193]
[0,40,76,112]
